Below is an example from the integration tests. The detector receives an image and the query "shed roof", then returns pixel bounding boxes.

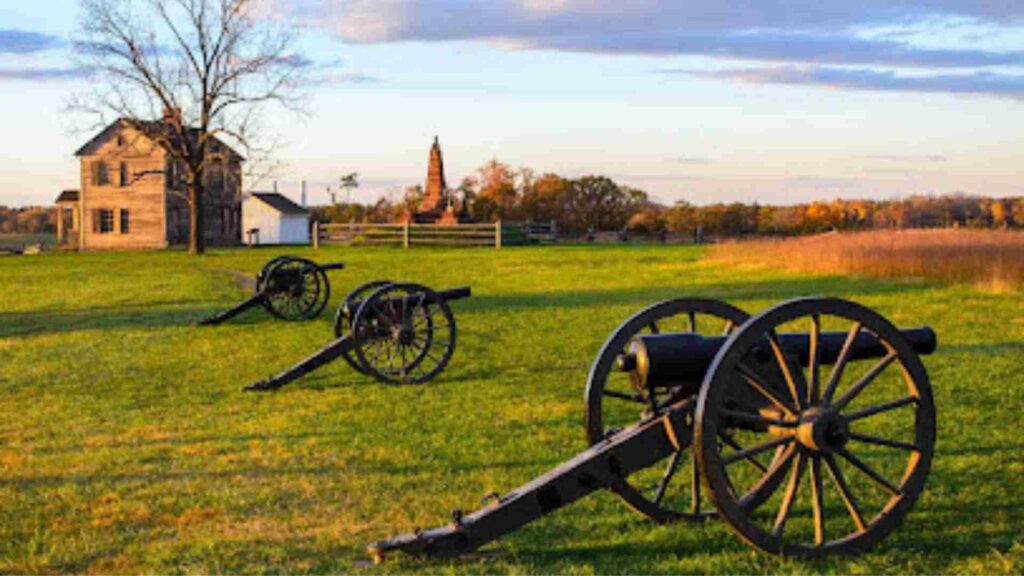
[250,192,308,215]
[55,190,80,203]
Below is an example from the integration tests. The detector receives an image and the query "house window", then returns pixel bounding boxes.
[119,162,129,187]
[117,135,125,147]
[207,160,225,191]
[92,161,109,186]
[93,209,114,233]
[165,160,181,189]
[120,209,130,234]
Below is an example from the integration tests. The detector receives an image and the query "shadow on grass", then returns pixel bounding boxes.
[4,455,561,489]
[461,277,931,315]
[0,303,284,338]
[2,275,929,339]
[941,342,1024,355]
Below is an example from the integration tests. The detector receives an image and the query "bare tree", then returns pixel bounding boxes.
[71,0,306,253]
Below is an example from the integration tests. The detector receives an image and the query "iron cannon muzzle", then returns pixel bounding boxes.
[618,327,937,394]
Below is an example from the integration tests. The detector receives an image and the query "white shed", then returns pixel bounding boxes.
[241,192,310,245]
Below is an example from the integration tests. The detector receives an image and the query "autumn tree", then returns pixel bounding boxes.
[564,176,645,233]
[520,173,569,222]
[475,159,518,219]
[72,0,306,253]
[1011,198,1024,227]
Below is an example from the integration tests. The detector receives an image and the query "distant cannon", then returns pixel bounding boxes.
[369,297,937,560]
[244,282,472,390]
[198,256,345,325]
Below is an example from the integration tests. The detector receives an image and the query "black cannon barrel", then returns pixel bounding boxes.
[317,262,346,272]
[621,327,936,391]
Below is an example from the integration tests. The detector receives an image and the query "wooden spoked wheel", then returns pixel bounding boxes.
[335,280,394,373]
[584,298,752,523]
[255,255,293,293]
[351,283,456,385]
[262,257,330,321]
[695,297,936,557]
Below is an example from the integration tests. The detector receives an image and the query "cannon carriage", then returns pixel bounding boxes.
[198,256,472,388]
[244,281,472,390]
[369,296,937,561]
[199,256,345,325]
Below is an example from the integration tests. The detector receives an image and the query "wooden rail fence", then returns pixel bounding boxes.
[313,220,556,249]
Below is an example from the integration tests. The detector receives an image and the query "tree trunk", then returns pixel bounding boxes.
[189,183,206,254]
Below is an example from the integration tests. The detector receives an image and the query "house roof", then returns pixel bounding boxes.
[250,192,308,215]
[74,118,244,161]
[55,189,79,203]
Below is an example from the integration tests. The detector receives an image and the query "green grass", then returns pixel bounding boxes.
[1,245,1021,574]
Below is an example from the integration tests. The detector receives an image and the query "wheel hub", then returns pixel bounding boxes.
[392,324,415,346]
[795,407,849,453]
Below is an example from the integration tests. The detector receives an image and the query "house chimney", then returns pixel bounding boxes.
[273,181,278,193]
[301,180,307,207]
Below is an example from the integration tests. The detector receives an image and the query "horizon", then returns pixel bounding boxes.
[1,1,1022,208]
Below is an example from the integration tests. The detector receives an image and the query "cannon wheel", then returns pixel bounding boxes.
[255,255,294,293]
[695,297,936,557]
[585,297,758,523]
[334,280,394,373]
[351,282,456,385]
[262,257,331,321]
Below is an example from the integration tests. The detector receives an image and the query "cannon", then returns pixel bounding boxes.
[244,281,472,390]
[369,297,937,560]
[198,256,345,325]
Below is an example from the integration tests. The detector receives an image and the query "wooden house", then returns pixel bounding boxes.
[57,116,243,250]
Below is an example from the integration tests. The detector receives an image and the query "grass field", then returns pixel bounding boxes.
[1,245,1022,574]
[712,229,1024,291]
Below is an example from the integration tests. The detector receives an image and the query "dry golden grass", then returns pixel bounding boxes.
[710,228,1024,290]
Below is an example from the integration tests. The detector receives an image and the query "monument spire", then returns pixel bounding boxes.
[422,135,447,212]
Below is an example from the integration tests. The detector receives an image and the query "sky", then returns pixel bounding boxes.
[0,0,1022,207]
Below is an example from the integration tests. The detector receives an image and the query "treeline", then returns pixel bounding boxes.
[650,195,1024,238]
[311,159,648,234]
[0,206,56,234]
[312,158,1024,239]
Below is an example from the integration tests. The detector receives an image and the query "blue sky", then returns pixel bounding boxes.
[1,0,1022,207]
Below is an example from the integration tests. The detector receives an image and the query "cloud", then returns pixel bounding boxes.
[788,175,861,188]
[541,30,1024,68]
[669,156,714,165]
[273,1,1024,99]
[669,66,1024,99]
[0,28,65,54]
[324,71,382,83]
[281,1,1024,69]
[615,174,704,182]
[861,154,947,162]
[0,67,92,81]
[863,168,930,176]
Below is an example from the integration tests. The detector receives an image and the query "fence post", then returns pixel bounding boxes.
[403,221,410,249]
[311,220,319,249]
[495,220,502,249]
